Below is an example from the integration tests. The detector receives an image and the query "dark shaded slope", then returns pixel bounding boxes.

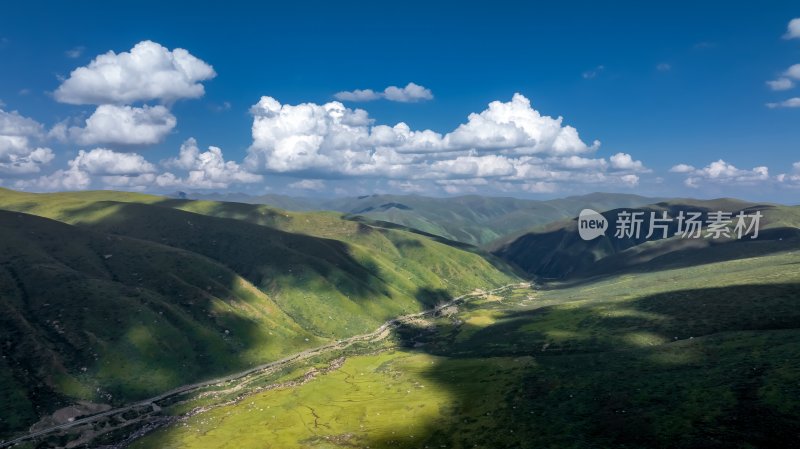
[0,210,315,437]
[494,201,800,279]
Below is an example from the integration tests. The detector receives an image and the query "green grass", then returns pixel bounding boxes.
[5,187,797,447]
[134,248,800,448]
[0,188,518,438]
[131,351,535,449]
[0,210,320,437]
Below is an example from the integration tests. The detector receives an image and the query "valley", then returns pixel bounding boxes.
[132,247,800,449]
[1,189,798,449]
[4,8,800,449]
[0,189,518,444]
[0,284,523,448]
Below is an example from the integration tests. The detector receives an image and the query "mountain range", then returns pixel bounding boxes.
[0,188,516,438]
[177,191,666,246]
[1,188,798,447]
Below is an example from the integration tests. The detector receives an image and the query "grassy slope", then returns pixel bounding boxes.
[0,190,517,334]
[0,210,317,436]
[0,189,518,437]
[135,247,800,449]
[493,199,800,278]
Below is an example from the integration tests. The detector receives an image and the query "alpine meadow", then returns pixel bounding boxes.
[1,2,800,448]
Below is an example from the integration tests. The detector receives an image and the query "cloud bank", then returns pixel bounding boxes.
[671,160,770,188]
[245,93,644,193]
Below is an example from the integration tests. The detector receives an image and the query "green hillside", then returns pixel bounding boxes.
[0,189,518,438]
[0,210,318,437]
[493,199,800,279]
[133,244,800,449]
[6,188,798,447]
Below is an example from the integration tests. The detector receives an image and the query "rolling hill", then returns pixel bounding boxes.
[4,189,798,447]
[492,198,800,279]
[0,188,518,439]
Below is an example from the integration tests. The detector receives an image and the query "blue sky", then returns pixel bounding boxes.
[1,1,799,201]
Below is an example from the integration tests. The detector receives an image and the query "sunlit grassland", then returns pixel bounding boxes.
[0,189,519,438]
[131,351,534,449]
[0,189,517,341]
[133,248,800,448]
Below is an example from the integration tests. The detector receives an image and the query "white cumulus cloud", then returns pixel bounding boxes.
[677,159,770,188]
[333,89,382,102]
[444,93,599,154]
[71,148,156,175]
[18,140,260,192]
[159,138,262,189]
[19,166,91,191]
[0,108,54,174]
[245,93,645,193]
[246,93,603,177]
[767,64,800,100]
[609,152,647,171]
[18,148,155,191]
[383,83,433,102]
[54,40,216,105]
[68,104,176,146]
[669,163,695,173]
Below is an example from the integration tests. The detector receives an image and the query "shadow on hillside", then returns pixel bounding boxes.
[414,287,452,307]
[499,225,800,286]
[4,197,439,437]
[3,198,527,437]
[494,204,800,282]
[60,200,395,303]
[156,198,293,228]
[556,231,800,289]
[362,282,800,448]
[0,210,295,437]
[137,197,526,282]
[348,216,475,250]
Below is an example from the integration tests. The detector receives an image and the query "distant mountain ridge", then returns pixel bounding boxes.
[177,192,666,246]
[492,198,800,279]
